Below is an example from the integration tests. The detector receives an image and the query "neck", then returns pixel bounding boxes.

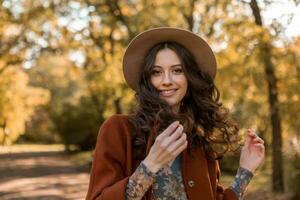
[172,104,180,114]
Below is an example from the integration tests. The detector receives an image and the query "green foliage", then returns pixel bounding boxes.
[22,108,59,143]
[219,152,240,174]
[52,96,104,151]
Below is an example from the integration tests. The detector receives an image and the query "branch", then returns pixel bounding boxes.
[105,0,134,39]
[250,0,263,26]
[182,0,196,31]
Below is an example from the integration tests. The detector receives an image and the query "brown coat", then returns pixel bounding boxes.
[86,114,238,200]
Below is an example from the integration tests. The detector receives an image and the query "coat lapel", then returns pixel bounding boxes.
[181,146,214,200]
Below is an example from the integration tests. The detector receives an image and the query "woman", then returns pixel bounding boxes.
[86,27,265,200]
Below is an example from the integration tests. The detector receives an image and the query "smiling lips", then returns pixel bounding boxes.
[160,89,177,97]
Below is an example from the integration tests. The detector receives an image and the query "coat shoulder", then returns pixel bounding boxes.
[98,114,134,141]
[102,114,132,126]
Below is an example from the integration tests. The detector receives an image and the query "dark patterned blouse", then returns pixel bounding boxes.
[126,154,253,200]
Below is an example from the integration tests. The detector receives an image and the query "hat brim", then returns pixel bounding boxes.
[122,27,217,91]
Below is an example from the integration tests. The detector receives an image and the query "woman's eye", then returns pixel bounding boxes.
[151,70,161,75]
[173,68,183,73]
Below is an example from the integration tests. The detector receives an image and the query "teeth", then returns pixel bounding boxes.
[161,89,176,96]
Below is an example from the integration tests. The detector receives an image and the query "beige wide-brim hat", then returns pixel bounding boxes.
[122,27,217,91]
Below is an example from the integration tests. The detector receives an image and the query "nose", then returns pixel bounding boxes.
[161,72,173,85]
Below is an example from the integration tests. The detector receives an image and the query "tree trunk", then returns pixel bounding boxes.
[1,120,8,146]
[249,0,284,192]
[114,98,122,114]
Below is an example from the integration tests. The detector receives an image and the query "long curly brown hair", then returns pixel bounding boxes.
[128,41,241,160]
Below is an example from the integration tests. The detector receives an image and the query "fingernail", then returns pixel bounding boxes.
[174,121,179,126]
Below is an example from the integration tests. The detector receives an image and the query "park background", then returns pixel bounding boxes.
[0,0,299,199]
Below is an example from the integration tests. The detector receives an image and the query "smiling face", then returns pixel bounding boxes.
[150,48,188,113]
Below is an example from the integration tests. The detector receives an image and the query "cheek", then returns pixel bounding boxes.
[150,77,160,88]
[181,80,188,97]
[179,77,188,91]
[182,84,188,96]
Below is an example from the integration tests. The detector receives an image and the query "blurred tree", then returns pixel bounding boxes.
[26,52,86,143]
[247,0,284,192]
[52,96,104,151]
[0,0,57,144]
[0,67,49,145]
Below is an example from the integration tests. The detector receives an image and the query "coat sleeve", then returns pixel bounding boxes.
[86,115,131,200]
[215,161,239,200]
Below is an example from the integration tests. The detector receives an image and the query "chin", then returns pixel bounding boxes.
[161,97,181,108]
[166,102,181,109]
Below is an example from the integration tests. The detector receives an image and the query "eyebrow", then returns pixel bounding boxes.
[152,64,183,68]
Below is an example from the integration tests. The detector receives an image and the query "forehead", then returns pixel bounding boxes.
[153,48,182,66]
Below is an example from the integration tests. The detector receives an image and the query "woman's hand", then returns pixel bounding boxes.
[143,121,188,173]
[239,129,265,173]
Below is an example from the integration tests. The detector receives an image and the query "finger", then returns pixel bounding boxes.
[171,140,188,157]
[168,133,187,152]
[252,137,264,144]
[246,128,261,144]
[162,140,188,165]
[247,128,264,144]
[254,142,265,148]
[248,129,257,137]
[253,143,265,152]
[162,125,184,147]
[244,129,253,147]
[155,124,183,153]
[159,133,187,162]
[158,121,180,138]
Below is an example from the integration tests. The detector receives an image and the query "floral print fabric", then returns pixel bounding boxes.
[126,154,253,200]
